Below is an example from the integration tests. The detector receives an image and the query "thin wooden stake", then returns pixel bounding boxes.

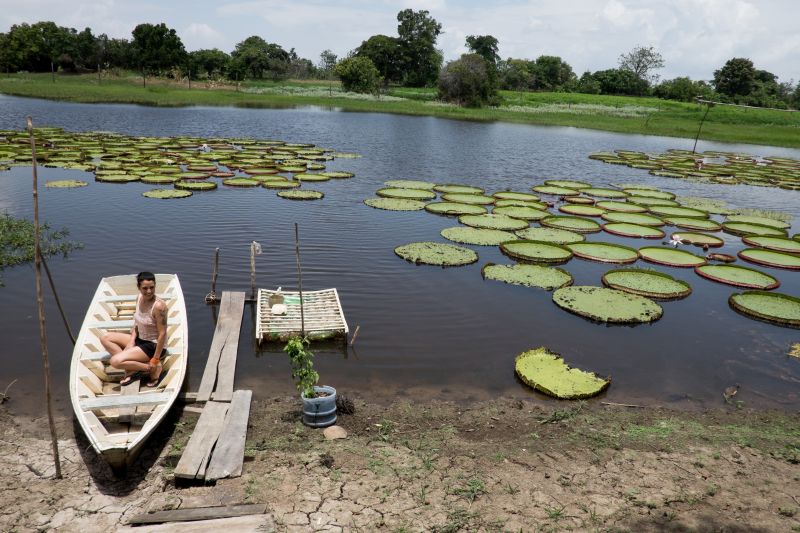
[692,102,712,154]
[212,246,220,294]
[28,116,61,479]
[349,325,360,347]
[41,255,75,345]
[249,243,256,301]
[294,223,305,337]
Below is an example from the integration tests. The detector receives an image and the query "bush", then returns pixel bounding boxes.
[654,77,714,102]
[334,56,381,94]
[438,53,498,107]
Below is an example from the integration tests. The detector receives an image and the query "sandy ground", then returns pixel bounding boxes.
[1,395,799,532]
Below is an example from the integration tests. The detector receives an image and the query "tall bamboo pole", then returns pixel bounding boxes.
[294,223,305,337]
[27,116,62,479]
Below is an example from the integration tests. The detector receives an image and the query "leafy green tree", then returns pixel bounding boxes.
[654,77,713,102]
[103,37,133,70]
[533,55,575,91]
[396,9,442,87]
[590,68,648,95]
[465,35,500,65]
[713,57,756,98]
[131,23,186,80]
[577,72,601,94]
[318,49,338,79]
[230,36,290,80]
[334,56,381,93]
[356,34,403,84]
[74,27,99,70]
[438,53,497,107]
[498,58,535,90]
[188,49,230,79]
[618,45,664,85]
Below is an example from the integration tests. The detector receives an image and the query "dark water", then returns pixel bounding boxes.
[1,95,799,416]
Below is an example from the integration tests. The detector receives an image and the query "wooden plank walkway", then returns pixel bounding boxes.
[205,390,252,480]
[174,401,229,480]
[197,292,245,402]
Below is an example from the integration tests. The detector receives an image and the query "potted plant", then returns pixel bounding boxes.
[284,336,337,427]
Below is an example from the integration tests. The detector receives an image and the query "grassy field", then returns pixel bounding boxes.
[1,72,799,148]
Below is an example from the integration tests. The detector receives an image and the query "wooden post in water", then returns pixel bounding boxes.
[27,116,62,479]
[41,255,75,345]
[212,247,219,296]
[294,223,305,337]
[250,242,257,301]
[693,102,713,154]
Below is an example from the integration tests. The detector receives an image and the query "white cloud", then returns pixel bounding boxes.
[182,23,226,50]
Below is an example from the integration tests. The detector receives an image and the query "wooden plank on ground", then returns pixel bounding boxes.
[173,401,229,479]
[126,504,267,525]
[196,292,244,402]
[205,390,252,480]
[211,292,245,402]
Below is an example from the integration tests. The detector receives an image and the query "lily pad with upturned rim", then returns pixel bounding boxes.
[725,215,791,230]
[459,213,529,231]
[277,189,324,200]
[543,179,591,189]
[494,199,548,209]
[558,204,606,217]
[394,242,478,267]
[601,269,692,300]
[742,235,800,254]
[320,171,354,179]
[441,227,517,246]
[141,175,181,184]
[738,248,800,270]
[45,180,88,188]
[564,196,595,205]
[492,206,550,221]
[441,193,495,205]
[540,215,602,233]
[728,291,800,328]
[596,201,647,213]
[500,240,573,263]
[624,189,675,200]
[95,174,140,183]
[223,177,260,187]
[424,202,488,216]
[533,185,580,196]
[514,347,610,399]
[481,263,573,290]
[602,223,665,239]
[261,180,300,189]
[581,187,628,199]
[552,286,663,324]
[377,187,437,200]
[721,222,787,237]
[601,212,664,227]
[493,191,541,201]
[364,198,426,211]
[630,197,680,207]
[671,232,724,248]
[175,180,217,191]
[567,242,639,264]
[515,227,585,244]
[663,217,722,231]
[384,179,436,190]
[649,205,710,219]
[434,184,484,194]
[638,247,707,267]
[293,173,331,182]
[142,188,193,199]
[695,264,780,290]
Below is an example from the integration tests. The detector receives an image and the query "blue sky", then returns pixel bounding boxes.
[1,0,797,83]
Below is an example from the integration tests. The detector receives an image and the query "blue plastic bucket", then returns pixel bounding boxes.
[302,385,337,428]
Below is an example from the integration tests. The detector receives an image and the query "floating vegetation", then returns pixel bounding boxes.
[629,196,679,207]
[624,189,675,200]
[721,222,787,237]
[741,235,800,254]
[142,188,192,199]
[175,180,217,191]
[384,179,436,190]
[441,227,517,246]
[533,185,579,196]
[543,179,591,189]
[564,196,595,205]
[596,201,646,213]
[648,205,709,219]
[567,242,639,264]
[459,214,529,231]
[377,187,437,200]
[738,248,800,270]
[676,196,733,215]
[95,174,140,183]
[663,217,721,232]
[494,199,548,209]
[320,172,355,179]
[603,223,664,239]
[45,180,88,188]
[441,193,495,205]
[500,240,573,264]
[364,198,426,211]
[140,175,181,184]
[293,173,331,182]
[394,241,478,266]
[671,232,724,248]
[243,167,279,176]
[277,189,324,200]
[601,269,692,300]
[177,172,210,180]
[728,208,792,224]
[515,347,610,399]
[729,291,800,328]
[552,286,663,323]
[515,227,585,244]
[725,214,791,230]
[424,202,487,216]
[601,212,664,227]
[434,184,484,194]
[695,264,780,290]
[331,153,362,159]
[558,204,605,217]
[222,177,260,187]
[493,191,541,201]
[261,180,300,189]
[481,263,572,290]
[581,187,628,199]
[540,215,601,233]
[492,205,550,221]
[638,247,706,267]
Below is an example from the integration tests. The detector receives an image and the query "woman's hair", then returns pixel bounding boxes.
[136,271,156,287]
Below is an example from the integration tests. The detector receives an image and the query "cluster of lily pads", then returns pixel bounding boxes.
[0,127,357,201]
[590,149,800,190]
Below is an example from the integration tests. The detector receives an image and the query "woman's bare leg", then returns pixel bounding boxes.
[100,332,131,356]
[109,346,151,384]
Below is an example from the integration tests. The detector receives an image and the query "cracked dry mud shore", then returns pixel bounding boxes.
[1,396,799,532]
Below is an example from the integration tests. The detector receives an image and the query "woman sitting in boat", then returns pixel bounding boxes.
[100,272,167,387]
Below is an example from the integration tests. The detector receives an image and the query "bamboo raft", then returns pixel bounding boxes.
[68,274,188,470]
[255,288,348,341]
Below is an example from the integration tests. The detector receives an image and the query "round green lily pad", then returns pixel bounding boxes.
[243,167,279,175]
[441,193,495,205]
[624,189,675,200]
[175,180,217,190]
[558,204,605,217]
[223,177,260,187]
[434,184,484,194]
[721,222,787,237]
[671,232,724,248]
[142,188,192,199]
[384,180,436,190]
[695,264,780,290]
[602,269,692,300]
[481,263,573,290]
[603,223,665,239]
[742,235,800,254]
[540,215,601,233]
[424,202,487,216]
[45,180,88,188]
[177,172,210,180]
[725,215,790,230]
[493,191,541,201]
[566,242,639,264]
[492,206,550,221]
[515,347,610,399]
[377,187,437,200]
[277,189,324,200]
[601,212,664,226]
[293,173,331,182]
[494,199,548,209]
[278,165,307,173]
[459,214,529,231]
[533,185,579,196]
[261,180,300,189]
[544,179,591,189]
[141,175,181,184]
[630,197,679,207]
[638,247,707,267]
[364,198,426,211]
[581,187,628,199]
[441,227,517,246]
[500,240,573,263]
[564,196,596,205]
[738,248,800,270]
[552,286,663,323]
[596,201,647,213]
[515,227,585,245]
[663,217,722,231]
[95,174,140,183]
[394,242,478,267]
[320,171,354,179]
[729,291,800,328]
[649,206,709,219]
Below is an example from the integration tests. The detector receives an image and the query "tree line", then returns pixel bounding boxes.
[2,15,798,110]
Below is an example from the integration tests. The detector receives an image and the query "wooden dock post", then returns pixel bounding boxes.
[294,223,305,337]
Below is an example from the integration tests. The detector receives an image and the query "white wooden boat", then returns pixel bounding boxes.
[69,274,187,470]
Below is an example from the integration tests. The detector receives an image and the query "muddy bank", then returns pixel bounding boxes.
[1,396,799,532]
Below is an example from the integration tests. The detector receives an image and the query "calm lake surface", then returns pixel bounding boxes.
[1,95,799,416]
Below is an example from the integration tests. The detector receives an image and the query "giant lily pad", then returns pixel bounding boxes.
[742,235,800,254]
[639,246,707,267]
[492,206,550,221]
[481,263,573,290]
[632,197,680,207]
[278,189,324,200]
[552,286,663,323]
[624,189,675,200]
[320,171,354,179]
[46,180,88,188]
[364,198,426,211]
[602,269,692,300]
[493,191,541,201]
[441,193,495,205]
[441,227,516,246]
[377,187,437,200]
[142,188,192,199]
[533,185,579,196]
[459,214,529,231]
[293,173,331,182]
[738,248,800,270]
[663,217,722,231]
[729,291,800,328]
[540,215,601,233]
[434,184,484,194]
[603,223,665,239]
[394,242,478,266]
[494,199,548,209]
[141,175,181,184]
[544,179,591,189]
[671,232,724,248]
[425,202,487,215]
[175,180,217,190]
[558,204,606,217]
[515,347,610,399]
[721,222,787,237]
[725,215,790,230]
[649,206,709,219]
[695,264,780,289]
[223,177,260,187]
[581,187,628,199]
[596,201,647,213]
[384,179,436,190]
[515,227,585,244]
[95,174,140,183]
[601,212,664,226]
[261,179,300,189]
[567,242,639,264]
[500,240,573,263]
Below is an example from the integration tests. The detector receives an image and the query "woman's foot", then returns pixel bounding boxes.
[119,373,138,386]
[146,363,163,387]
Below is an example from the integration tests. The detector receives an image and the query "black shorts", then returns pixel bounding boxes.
[135,336,158,358]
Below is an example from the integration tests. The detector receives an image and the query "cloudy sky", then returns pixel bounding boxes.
[1,0,797,82]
